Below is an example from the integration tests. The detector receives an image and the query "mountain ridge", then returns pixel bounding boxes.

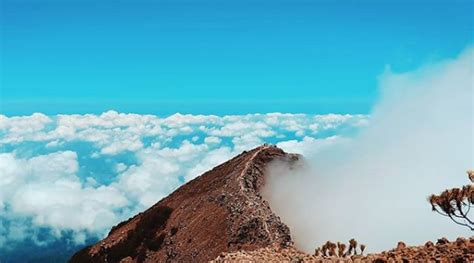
[70,145,298,263]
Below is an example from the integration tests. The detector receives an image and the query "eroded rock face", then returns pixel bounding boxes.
[70,145,297,263]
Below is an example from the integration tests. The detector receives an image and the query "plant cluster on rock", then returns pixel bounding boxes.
[314,238,366,258]
[428,170,474,230]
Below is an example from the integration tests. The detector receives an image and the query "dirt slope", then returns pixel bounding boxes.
[70,145,297,263]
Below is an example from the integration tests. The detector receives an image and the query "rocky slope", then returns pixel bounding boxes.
[70,145,298,263]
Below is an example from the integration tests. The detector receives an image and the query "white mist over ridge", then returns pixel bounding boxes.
[264,47,474,253]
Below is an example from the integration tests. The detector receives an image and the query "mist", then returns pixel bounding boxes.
[263,47,474,253]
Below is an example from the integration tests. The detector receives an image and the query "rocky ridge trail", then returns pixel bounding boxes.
[70,145,298,263]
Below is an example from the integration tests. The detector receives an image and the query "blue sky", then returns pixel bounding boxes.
[2,0,473,115]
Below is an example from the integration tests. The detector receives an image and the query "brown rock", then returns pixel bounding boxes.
[437,237,449,245]
[396,241,406,251]
[69,145,298,263]
[455,237,467,247]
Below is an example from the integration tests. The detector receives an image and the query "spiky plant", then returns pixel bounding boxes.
[328,242,337,257]
[360,244,366,255]
[348,238,358,255]
[428,170,474,230]
[321,244,328,257]
[337,242,346,258]
[314,247,321,257]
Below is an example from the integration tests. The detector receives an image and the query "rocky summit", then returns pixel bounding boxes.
[70,145,297,263]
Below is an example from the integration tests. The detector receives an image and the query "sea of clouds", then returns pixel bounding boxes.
[0,111,368,251]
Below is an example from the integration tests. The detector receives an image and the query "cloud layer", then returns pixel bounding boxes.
[0,111,367,249]
[263,47,474,252]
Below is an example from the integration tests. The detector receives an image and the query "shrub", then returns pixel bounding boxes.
[428,170,474,230]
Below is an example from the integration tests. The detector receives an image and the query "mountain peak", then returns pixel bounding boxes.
[70,145,298,263]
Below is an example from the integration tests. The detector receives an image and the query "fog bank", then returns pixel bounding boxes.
[263,47,474,253]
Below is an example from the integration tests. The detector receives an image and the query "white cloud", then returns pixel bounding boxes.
[204,136,222,144]
[276,136,343,157]
[0,151,129,245]
[100,136,144,155]
[0,111,366,155]
[232,134,264,152]
[185,147,234,182]
[0,111,367,247]
[264,47,474,253]
[0,113,52,134]
[115,163,128,173]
